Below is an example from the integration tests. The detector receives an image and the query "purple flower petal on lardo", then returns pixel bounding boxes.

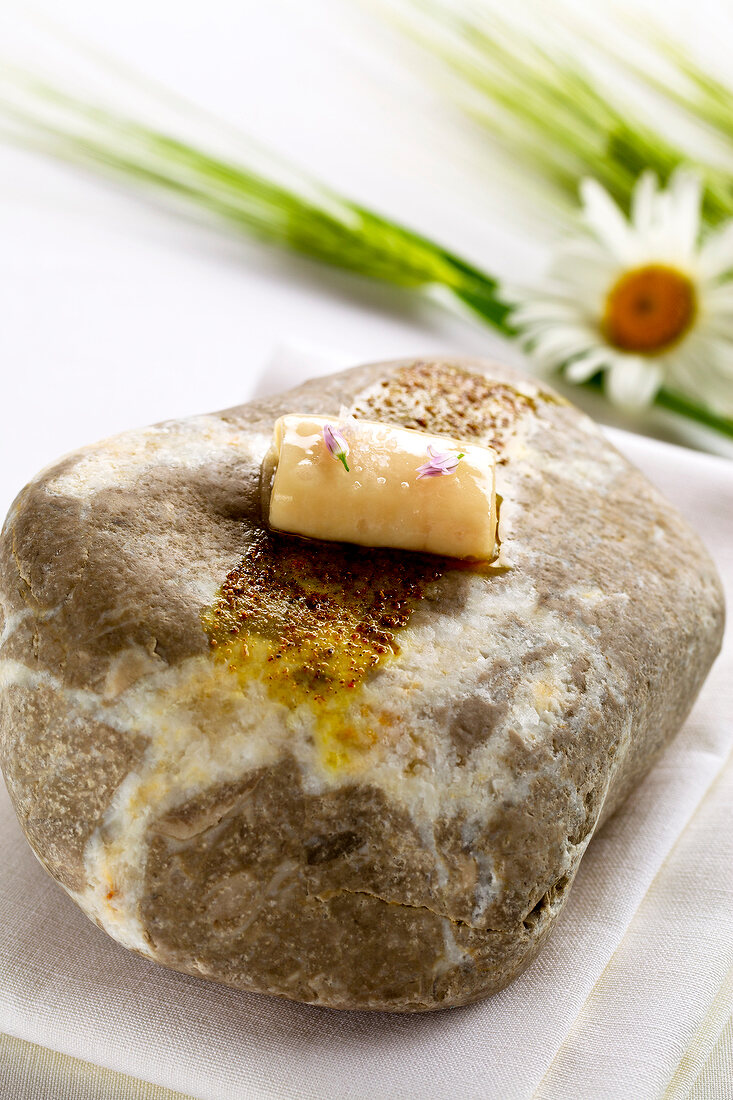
[416,445,464,479]
[323,423,350,471]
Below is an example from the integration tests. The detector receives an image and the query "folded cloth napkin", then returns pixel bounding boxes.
[0,348,731,1100]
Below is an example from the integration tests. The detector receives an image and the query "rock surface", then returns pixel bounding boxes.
[0,358,724,1011]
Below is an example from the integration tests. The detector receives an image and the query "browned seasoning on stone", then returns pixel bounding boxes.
[202,530,445,702]
[351,360,552,459]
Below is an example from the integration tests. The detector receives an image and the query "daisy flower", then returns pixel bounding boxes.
[510,169,733,415]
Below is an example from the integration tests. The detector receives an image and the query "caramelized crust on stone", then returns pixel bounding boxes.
[0,357,724,1011]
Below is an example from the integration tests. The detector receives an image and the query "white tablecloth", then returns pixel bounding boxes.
[1,345,732,1100]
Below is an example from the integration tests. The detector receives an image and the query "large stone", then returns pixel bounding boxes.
[0,358,724,1011]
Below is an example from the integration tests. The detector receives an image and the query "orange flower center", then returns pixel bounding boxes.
[602,264,696,354]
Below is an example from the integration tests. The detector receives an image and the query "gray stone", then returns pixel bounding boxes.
[0,358,724,1011]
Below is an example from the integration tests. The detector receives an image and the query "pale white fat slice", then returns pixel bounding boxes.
[268,414,497,559]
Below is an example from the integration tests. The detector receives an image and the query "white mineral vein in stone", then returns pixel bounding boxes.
[0,608,34,648]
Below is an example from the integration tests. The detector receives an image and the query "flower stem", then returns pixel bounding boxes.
[654,389,733,440]
[581,374,733,440]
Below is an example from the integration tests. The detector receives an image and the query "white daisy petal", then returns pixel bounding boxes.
[529,324,597,349]
[696,312,733,341]
[605,357,664,409]
[662,339,705,391]
[698,345,733,382]
[631,170,658,237]
[579,178,639,264]
[647,191,674,256]
[546,253,619,306]
[697,370,733,409]
[697,223,733,280]
[689,324,733,359]
[669,339,733,411]
[703,377,733,415]
[700,283,733,310]
[668,169,703,262]
[564,348,612,382]
[527,325,598,366]
[548,246,618,280]
[551,237,619,267]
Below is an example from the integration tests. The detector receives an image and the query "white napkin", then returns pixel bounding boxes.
[1,348,731,1100]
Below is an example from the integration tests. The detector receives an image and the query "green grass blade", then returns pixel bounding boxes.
[0,76,512,321]
[2,60,732,440]
[385,0,733,224]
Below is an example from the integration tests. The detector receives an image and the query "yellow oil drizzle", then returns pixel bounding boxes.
[202,531,446,771]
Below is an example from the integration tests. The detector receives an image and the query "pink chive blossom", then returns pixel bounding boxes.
[323,423,350,471]
[416,445,465,479]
